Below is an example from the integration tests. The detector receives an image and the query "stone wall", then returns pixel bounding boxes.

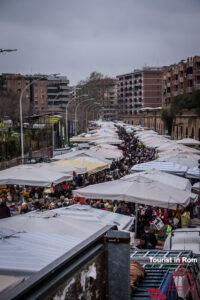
[120,109,200,140]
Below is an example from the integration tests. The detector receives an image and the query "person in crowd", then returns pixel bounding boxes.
[0,197,11,219]
[139,226,157,249]
[19,202,29,214]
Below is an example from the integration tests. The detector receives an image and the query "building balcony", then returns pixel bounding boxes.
[167,82,171,87]
[188,87,193,93]
[173,91,178,97]
[178,89,184,95]
[179,77,184,83]
[187,74,193,80]
[195,83,200,90]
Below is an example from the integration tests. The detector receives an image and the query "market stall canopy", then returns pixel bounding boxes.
[157,143,200,155]
[122,170,192,192]
[0,206,132,273]
[93,138,122,145]
[54,156,109,175]
[0,165,72,187]
[186,167,200,179]
[74,172,192,209]
[27,163,87,175]
[192,182,200,193]
[90,146,123,160]
[53,150,111,164]
[176,138,200,146]
[131,161,188,177]
[157,153,199,168]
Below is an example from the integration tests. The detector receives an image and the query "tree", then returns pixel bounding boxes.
[0,90,30,122]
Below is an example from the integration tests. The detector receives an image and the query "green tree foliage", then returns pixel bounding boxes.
[77,71,115,105]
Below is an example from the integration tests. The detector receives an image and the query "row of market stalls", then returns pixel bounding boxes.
[131,127,200,180]
[0,122,131,294]
[1,121,200,298]
[0,123,123,188]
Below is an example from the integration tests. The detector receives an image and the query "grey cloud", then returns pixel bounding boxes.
[0,0,200,84]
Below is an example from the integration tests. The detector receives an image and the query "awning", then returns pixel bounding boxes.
[54,157,109,175]
[0,165,72,187]
[131,161,188,177]
[74,171,192,209]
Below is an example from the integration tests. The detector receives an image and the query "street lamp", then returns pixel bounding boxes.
[84,103,101,132]
[19,78,41,164]
[74,98,95,136]
[65,94,88,145]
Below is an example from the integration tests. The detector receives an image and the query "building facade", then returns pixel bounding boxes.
[117,67,163,120]
[163,56,200,106]
[0,73,31,106]
[102,79,118,120]
[47,75,71,113]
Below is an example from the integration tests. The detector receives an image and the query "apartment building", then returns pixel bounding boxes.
[47,75,71,113]
[0,73,31,104]
[117,68,163,119]
[163,56,200,106]
[102,79,118,120]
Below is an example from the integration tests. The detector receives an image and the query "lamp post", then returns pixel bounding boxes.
[84,103,101,132]
[65,94,88,145]
[74,98,94,136]
[19,78,41,164]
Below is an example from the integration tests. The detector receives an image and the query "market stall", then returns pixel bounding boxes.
[74,171,192,209]
[131,161,188,177]
[54,156,110,175]
[0,165,72,187]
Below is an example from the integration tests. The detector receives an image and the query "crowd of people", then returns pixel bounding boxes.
[0,125,198,251]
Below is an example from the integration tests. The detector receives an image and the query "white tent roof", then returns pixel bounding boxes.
[186,167,200,179]
[176,138,200,146]
[131,161,188,176]
[0,165,72,187]
[122,170,192,192]
[94,138,122,145]
[74,172,192,209]
[90,146,123,160]
[0,206,132,273]
[157,153,199,168]
[27,163,87,175]
[52,150,111,164]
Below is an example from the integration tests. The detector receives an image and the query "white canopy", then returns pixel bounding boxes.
[122,170,192,192]
[90,146,123,160]
[94,138,122,145]
[0,206,132,273]
[27,163,87,175]
[0,165,72,187]
[131,161,188,176]
[186,167,200,179]
[74,172,192,209]
[176,138,200,146]
[52,150,111,164]
[157,153,199,168]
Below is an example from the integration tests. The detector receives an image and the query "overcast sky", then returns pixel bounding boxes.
[0,0,200,85]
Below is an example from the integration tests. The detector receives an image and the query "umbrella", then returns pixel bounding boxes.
[74,172,192,209]
[0,165,71,187]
